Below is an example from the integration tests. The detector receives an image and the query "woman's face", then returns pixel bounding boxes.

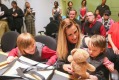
[24,43,36,54]
[12,3,17,8]
[82,1,86,6]
[25,2,30,8]
[66,25,79,44]
[54,2,58,7]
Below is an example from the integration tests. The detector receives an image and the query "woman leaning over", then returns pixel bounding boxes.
[56,18,81,73]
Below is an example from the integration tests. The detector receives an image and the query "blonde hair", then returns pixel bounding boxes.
[17,32,35,55]
[57,18,81,60]
[89,35,106,49]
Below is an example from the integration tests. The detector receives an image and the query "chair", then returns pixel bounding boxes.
[1,31,19,52]
[35,35,57,50]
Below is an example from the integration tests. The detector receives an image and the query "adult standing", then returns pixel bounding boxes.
[8,1,24,33]
[79,0,88,27]
[52,1,61,21]
[24,2,35,36]
[96,0,110,17]
[0,0,9,43]
[66,1,73,18]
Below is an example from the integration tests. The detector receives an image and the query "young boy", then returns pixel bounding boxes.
[86,35,109,80]
[7,33,57,65]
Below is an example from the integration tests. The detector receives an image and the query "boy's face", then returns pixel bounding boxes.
[88,42,104,58]
[24,43,36,54]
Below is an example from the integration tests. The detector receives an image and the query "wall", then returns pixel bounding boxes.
[2,0,59,35]
[61,0,119,21]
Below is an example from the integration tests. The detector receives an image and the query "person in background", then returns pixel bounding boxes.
[96,0,110,17]
[98,10,114,32]
[56,18,82,72]
[66,1,73,18]
[82,11,106,37]
[94,9,101,20]
[52,1,61,21]
[24,2,36,36]
[107,22,119,73]
[8,1,24,33]
[69,9,81,28]
[0,0,9,43]
[7,33,57,65]
[79,0,88,27]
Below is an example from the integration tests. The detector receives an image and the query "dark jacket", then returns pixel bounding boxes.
[7,7,24,29]
[0,4,8,19]
[56,41,76,72]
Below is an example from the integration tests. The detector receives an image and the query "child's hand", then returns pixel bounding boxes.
[7,56,15,63]
[103,57,114,72]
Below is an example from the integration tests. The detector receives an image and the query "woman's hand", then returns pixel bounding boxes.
[63,64,73,74]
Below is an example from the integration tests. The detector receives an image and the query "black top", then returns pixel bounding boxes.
[0,4,8,19]
[56,41,76,73]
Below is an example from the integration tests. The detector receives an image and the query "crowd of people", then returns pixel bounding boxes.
[0,0,119,80]
[0,1,35,41]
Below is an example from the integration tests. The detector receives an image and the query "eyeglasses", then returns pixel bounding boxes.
[104,14,109,16]
[86,15,93,17]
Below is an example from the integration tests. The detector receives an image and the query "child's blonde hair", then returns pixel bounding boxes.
[17,32,35,55]
[89,35,106,49]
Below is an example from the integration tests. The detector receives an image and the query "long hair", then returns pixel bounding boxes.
[11,1,19,10]
[17,33,35,55]
[57,18,81,60]
[81,0,87,6]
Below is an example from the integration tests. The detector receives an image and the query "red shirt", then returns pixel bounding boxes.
[108,22,119,49]
[8,46,57,65]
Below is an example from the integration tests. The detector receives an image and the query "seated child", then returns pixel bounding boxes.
[7,33,57,65]
[86,35,109,80]
[66,35,111,80]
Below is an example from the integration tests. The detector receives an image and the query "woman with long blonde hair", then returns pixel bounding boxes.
[56,18,81,72]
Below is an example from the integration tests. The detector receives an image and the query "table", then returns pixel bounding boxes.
[0,52,73,80]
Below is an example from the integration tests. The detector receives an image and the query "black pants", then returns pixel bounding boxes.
[106,48,119,72]
[10,27,21,33]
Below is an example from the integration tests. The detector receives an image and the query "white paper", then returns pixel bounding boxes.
[3,56,54,79]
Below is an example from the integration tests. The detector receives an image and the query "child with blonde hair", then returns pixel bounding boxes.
[7,33,57,65]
